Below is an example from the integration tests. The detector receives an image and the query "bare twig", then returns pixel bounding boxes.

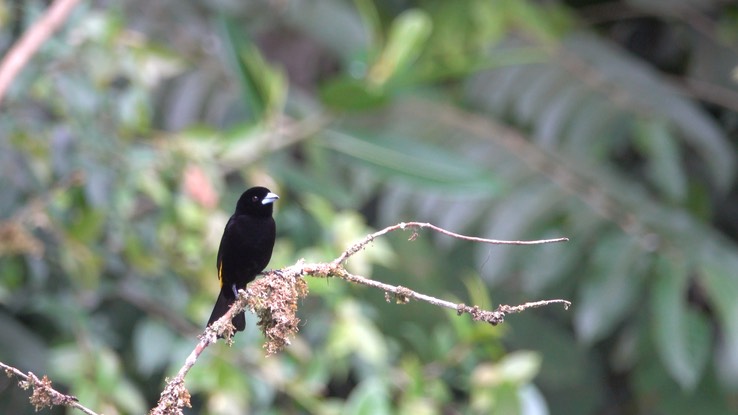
[333,221,569,265]
[0,0,82,104]
[150,222,570,415]
[0,361,99,415]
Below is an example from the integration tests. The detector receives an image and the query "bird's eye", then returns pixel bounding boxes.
[252,196,259,202]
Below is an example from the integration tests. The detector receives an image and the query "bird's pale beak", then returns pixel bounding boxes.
[262,192,280,205]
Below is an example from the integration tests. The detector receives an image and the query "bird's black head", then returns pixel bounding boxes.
[235,186,279,217]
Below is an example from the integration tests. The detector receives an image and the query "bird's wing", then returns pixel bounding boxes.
[216,216,236,281]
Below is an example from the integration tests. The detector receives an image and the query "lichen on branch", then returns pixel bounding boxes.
[149,221,572,415]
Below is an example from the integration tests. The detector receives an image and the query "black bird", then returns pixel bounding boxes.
[207,186,279,333]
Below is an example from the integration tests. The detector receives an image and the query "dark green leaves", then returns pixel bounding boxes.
[219,17,287,122]
[651,254,710,391]
[574,232,642,344]
[321,131,501,191]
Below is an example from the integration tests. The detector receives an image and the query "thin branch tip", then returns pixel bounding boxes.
[335,221,569,265]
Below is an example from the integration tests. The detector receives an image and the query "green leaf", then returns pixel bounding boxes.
[700,252,738,384]
[58,238,103,289]
[367,9,433,86]
[633,336,735,415]
[507,0,571,43]
[470,352,540,415]
[319,76,389,111]
[651,254,710,390]
[353,0,383,57]
[520,230,579,294]
[463,274,494,312]
[133,319,176,375]
[574,232,643,343]
[326,300,388,366]
[496,351,542,384]
[321,131,501,192]
[118,88,152,133]
[219,16,286,121]
[634,118,687,202]
[67,206,105,243]
[345,377,391,415]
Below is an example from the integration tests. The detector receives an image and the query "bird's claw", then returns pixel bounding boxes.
[262,268,283,277]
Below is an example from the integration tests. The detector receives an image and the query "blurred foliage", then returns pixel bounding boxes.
[1,0,738,414]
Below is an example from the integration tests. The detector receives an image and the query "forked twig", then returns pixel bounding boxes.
[0,361,99,415]
[148,221,571,415]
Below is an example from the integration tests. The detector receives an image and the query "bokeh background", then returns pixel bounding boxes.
[1,0,738,414]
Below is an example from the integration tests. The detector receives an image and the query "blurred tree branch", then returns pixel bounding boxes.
[0,0,82,104]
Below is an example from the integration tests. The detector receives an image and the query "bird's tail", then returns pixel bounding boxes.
[207,288,246,333]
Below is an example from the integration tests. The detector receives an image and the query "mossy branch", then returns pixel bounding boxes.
[150,222,571,415]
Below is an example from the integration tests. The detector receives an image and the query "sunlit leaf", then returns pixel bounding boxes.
[326,300,388,365]
[345,377,391,415]
[368,9,432,86]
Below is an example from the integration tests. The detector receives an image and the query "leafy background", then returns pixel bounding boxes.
[1,0,738,414]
